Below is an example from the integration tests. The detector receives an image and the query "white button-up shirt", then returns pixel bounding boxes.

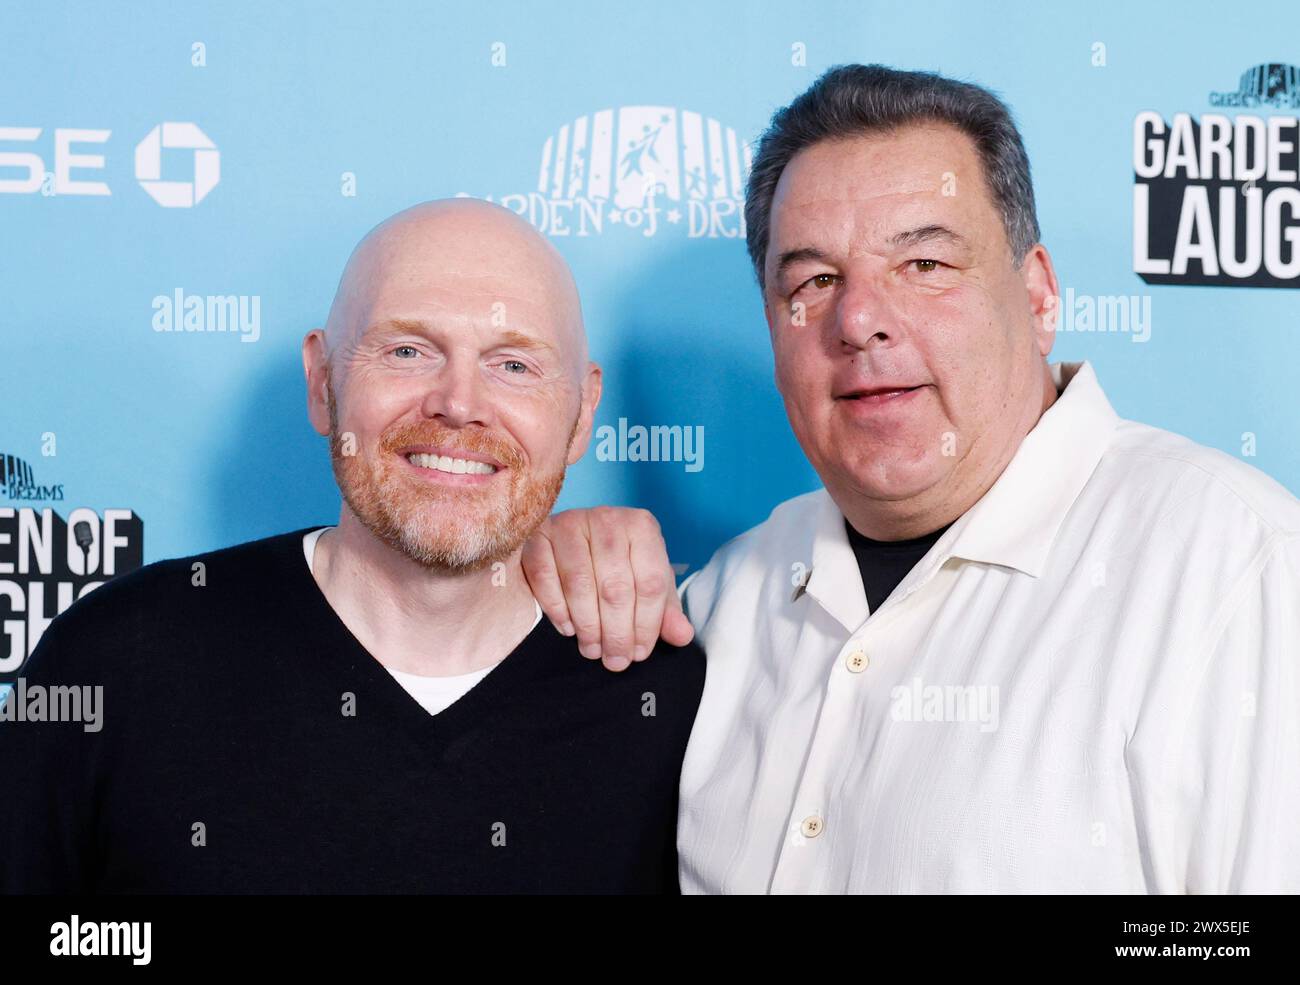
[677,361,1300,893]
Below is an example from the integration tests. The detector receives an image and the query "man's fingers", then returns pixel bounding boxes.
[520,527,574,637]
[589,508,639,671]
[630,567,670,663]
[660,604,696,647]
[627,511,672,662]
[549,516,606,660]
[528,507,680,673]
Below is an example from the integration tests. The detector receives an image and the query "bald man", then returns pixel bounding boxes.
[0,199,705,894]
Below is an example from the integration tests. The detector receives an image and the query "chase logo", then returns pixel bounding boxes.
[0,121,219,206]
[1209,63,1300,109]
[135,122,220,207]
[469,105,751,239]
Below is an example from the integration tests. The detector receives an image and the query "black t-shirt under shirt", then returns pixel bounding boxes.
[0,529,705,894]
[844,517,953,614]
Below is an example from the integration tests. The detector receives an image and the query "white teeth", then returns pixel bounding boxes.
[406,453,497,475]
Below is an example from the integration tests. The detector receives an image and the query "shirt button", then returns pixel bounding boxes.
[845,650,869,673]
[801,815,824,838]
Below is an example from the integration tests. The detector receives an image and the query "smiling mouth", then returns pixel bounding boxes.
[838,385,925,402]
[404,452,498,476]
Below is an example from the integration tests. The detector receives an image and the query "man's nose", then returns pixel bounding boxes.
[835,279,899,351]
[420,357,491,428]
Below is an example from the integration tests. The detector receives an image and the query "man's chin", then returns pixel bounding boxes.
[401,541,514,573]
[387,506,522,571]
[833,459,948,505]
[384,523,522,573]
[335,458,566,573]
[382,495,559,574]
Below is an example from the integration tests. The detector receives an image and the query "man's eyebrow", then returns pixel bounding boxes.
[494,330,556,353]
[773,247,832,280]
[365,320,551,347]
[888,225,969,251]
[364,317,433,338]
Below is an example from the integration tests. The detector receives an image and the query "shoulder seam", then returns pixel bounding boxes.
[1107,446,1300,538]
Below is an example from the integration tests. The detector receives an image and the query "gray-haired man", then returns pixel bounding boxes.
[522,65,1300,893]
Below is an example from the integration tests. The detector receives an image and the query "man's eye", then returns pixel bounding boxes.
[912,259,940,273]
[796,273,840,294]
[392,345,420,358]
[502,359,529,374]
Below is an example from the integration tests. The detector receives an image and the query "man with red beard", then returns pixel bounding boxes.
[0,199,704,894]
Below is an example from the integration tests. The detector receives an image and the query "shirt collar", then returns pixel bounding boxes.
[803,361,1120,631]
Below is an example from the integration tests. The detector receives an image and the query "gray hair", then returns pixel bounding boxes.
[744,64,1041,290]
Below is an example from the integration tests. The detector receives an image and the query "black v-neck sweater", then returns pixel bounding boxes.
[0,529,706,894]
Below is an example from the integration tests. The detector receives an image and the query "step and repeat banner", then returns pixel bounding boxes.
[2,0,1298,678]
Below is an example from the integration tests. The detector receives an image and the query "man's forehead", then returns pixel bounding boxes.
[364,245,552,296]
[354,291,554,339]
[769,127,993,247]
[353,262,554,320]
[774,189,954,237]
[364,274,550,310]
[770,189,973,264]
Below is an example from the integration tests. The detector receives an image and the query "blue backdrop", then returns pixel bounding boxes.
[3,0,1298,671]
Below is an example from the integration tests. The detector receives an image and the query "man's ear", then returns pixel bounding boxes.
[1022,244,1060,358]
[303,329,332,436]
[566,362,604,465]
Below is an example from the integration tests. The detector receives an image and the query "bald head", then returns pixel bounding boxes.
[302,198,603,573]
[323,198,587,381]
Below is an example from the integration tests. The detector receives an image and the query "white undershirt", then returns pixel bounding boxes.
[302,526,542,716]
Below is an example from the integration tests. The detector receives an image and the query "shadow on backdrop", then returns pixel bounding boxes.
[208,347,340,551]
[602,239,820,574]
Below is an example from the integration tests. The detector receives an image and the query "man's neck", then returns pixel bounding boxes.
[310,512,538,677]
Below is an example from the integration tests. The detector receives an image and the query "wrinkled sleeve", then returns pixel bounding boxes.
[1178,534,1300,893]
